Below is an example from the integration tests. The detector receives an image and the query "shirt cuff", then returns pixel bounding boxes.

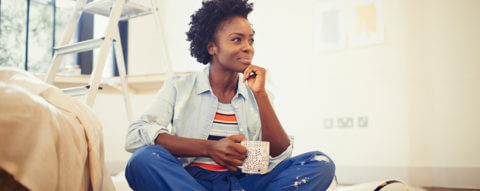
[145,124,170,146]
[267,135,294,172]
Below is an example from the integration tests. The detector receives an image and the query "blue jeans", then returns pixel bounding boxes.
[125,145,335,191]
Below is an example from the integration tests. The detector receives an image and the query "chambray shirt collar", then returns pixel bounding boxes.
[195,65,249,98]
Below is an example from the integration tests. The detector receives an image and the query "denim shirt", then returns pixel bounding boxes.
[125,66,294,172]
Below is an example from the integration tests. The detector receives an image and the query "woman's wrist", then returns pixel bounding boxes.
[253,90,268,99]
[204,140,214,157]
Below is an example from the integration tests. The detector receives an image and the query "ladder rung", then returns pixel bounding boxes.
[83,0,152,19]
[119,10,152,21]
[54,37,105,55]
[62,85,103,97]
[83,0,111,16]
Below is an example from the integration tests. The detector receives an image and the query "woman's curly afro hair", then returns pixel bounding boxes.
[186,0,253,65]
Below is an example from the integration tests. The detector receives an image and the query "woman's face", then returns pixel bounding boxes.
[208,16,255,73]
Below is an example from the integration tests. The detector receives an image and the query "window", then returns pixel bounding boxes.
[0,1,27,70]
[0,0,127,76]
[28,0,54,73]
[0,0,76,74]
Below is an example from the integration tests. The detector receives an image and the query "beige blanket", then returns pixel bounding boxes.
[0,67,114,191]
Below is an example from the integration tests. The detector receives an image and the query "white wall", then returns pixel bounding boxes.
[97,0,480,188]
[93,94,153,172]
[404,0,480,188]
[404,0,480,167]
[128,0,204,74]
[251,0,411,166]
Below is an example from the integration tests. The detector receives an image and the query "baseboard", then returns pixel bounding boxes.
[106,160,128,175]
[336,165,480,189]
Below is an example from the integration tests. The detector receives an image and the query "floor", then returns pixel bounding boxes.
[422,188,480,191]
[111,171,479,191]
[337,184,480,191]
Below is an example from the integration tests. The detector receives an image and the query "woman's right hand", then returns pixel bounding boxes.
[207,134,248,171]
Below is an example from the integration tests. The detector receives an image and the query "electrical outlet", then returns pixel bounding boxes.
[346,117,354,128]
[358,116,368,127]
[337,117,354,128]
[325,116,368,128]
[324,118,334,129]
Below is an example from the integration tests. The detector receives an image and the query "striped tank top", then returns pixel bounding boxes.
[190,102,241,171]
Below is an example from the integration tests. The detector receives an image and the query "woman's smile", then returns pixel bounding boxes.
[238,57,252,64]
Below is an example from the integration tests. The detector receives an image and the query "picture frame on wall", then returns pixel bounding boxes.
[314,0,346,52]
[348,0,384,47]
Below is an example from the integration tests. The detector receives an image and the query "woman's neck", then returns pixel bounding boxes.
[209,63,238,103]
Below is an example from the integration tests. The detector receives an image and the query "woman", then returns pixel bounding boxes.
[124,0,336,190]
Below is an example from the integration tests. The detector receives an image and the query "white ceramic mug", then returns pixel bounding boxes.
[240,141,270,174]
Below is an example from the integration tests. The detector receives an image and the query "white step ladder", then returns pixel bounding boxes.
[45,0,173,122]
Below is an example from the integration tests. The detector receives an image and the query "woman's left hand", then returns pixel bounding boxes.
[242,65,266,94]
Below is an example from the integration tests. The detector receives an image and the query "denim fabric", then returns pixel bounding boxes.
[126,145,336,191]
[125,66,294,172]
